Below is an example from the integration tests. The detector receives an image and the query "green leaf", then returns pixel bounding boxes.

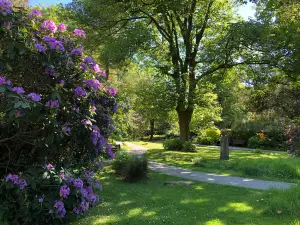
[6,63,12,72]
[0,86,5,93]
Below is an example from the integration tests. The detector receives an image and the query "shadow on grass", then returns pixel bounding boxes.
[70,171,296,225]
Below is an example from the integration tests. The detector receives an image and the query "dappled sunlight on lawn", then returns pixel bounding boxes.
[71,172,296,225]
[218,202,253,212]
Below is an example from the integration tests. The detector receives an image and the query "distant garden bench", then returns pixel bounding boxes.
[112,144,121,152]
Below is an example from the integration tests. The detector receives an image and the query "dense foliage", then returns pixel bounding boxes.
[0,1,117,224]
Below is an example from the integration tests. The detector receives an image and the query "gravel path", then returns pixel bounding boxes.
[124,142,297,190]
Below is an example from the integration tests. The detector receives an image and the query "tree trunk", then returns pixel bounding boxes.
[177,109,193,142]
[149,119,155,140]
[220,135,230,160]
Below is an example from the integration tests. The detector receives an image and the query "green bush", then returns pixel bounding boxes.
[264,187,300,217]
[193,157,208,167]
[182,141,196,152]
[122,157,148,182]
[247,136,264,149]
[163,139,183,151]
[112,151,148,182]
[254,148,262,154]
[197,127,220,145]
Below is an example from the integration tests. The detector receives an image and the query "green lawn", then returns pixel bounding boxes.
[71,169,298,225]
[132,141,300,183]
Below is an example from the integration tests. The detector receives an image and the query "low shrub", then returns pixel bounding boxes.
[197,127,220,145]
[193,157,208,167]
[254,148,262,154]
[112,151,148,182]
[163,139,183,151]
[264,187,300,217]
[243,167,263,176]
[182,141,196,152]
[247,136,264,149]
[112,151,132,174]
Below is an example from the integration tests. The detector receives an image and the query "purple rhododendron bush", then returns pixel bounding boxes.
[0,1,117,224]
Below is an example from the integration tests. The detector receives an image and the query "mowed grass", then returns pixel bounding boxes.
[71,169,298,225]
[133,141,300,183]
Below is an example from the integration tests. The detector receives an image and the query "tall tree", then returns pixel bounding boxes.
[70,0,273,141]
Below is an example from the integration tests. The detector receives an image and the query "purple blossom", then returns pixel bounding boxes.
[46,164,53,169]
[34,43,46,53]
[45,100,60,108]
[62,123,71,135]
[91,127,101,145]
[60,80,65,87]
[87,193,99,205]
[38,196,44,203]
[0,75,10,85]
[44,68,56,76]
[113,103,118,112]
[0,0,12,15]
[81,187,88,198]
[12,87,25,94]
[50,40,65,51]
[72,105,80,113]
[106,144,115,159]
[59,185,70,198]
[27,93,41,102]
[71,48,83,57]
[83,56,95,65]
[15,111,21,117]
[60,172,65,180]
[3,21,11,29]
[79,200,89,212]
[81,119,92,126]
[84,79,101,90]
[94,181,102,190]
[74,86,86,97]
[73,28,86,38]
[53,200,66,218]
[43,36,56,45]
[95,162,104,169]
[73,178,83,188]
[41,20,57,34]
[73,207,80,215]
[84,169,95,180]
[93,64,101,73]
[107,87,117,96]
[5,174,28,190]
[57,23,67,32]
[80,62,88,72]
[29,9,42,18]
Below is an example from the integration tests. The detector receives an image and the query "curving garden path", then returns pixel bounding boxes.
[123,142,297,190]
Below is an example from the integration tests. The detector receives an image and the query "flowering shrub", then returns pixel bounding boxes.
[0,1,117,224]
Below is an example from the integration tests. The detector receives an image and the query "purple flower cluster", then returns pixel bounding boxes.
[0,0,12,15]
[27,93,41,102]
[62,123,71,135]
[44,67,56,76]
[46,163,53,169]
[5,174,28,190]
[38,196,44,203]
[71,48,83,57]
[59,185,70,198]
[53,200,66,218]
[12,87,25,94]
[106,144,115,159]
[80,62,88,72]
[57,23,67,32]
[73,28,86,38]
[41,20,57,34]
[29,9,42,18]
[73,178,83,188]
[83,56,95,65]
[91,126,101,145]
[74,86,86,97]
[84,79,101,90]
[0,75,11,85]
[35,43,46,53]
[107,87,117,96]
[3,21,11,29]
[81,119,92,127]
[45,100,60,108]
[43,36,65,51]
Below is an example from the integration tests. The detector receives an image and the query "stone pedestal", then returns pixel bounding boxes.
[220,135,229,160]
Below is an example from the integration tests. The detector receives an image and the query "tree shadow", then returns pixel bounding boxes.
[70,172,296,225]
